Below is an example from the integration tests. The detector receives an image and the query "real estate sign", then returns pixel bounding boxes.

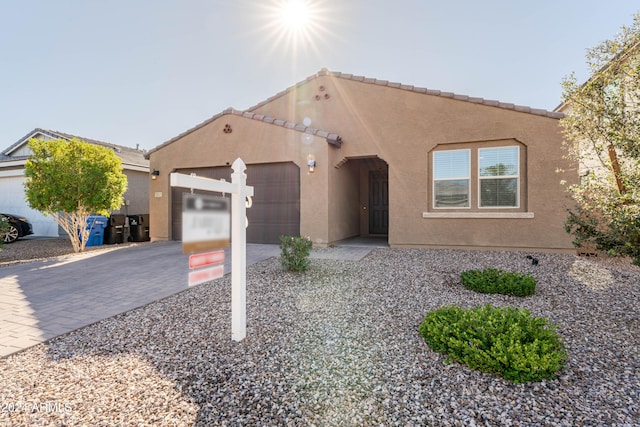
[181,193,230,254]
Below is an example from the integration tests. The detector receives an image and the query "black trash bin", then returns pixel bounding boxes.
[127,214,150,242]
[104,214,126,244]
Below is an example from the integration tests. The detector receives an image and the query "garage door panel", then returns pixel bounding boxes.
[248,223,300,244]
[172,162,299,244]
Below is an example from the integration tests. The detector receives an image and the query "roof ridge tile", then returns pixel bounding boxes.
[243,68,564,120]
[301,68,563,119]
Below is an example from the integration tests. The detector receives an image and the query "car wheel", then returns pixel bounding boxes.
[3,224,19,243]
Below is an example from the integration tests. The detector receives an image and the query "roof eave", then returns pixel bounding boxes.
[145,108,343,158]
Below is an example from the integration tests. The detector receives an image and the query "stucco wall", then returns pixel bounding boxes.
[250,74,577,251]
[327,160,360,242]
[148,115,331,244]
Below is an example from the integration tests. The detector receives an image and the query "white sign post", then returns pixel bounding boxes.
[230,160,249,342]
[170,158,254,341]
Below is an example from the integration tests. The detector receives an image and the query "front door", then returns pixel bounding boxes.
[369,170,388,234]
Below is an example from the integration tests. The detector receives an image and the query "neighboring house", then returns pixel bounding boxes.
[147,68,577,251]
[0,128,150,237]
[555,42,640,184]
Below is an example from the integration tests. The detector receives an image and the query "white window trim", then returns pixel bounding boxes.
[433,149,471,210]
[478,146,520,209]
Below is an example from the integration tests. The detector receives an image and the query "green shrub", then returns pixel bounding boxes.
[279,235,312,272]
[419,304,567,383]
[0,218,9,248]
[461,268,536,296]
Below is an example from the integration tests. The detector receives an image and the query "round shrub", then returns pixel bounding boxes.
[461,268,536,296]
[419,304,567,383]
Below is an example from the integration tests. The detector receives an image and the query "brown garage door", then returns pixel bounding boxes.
[171,162,300,244]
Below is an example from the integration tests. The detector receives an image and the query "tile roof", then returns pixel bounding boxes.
[145,108,342,157]
[248,68,565,119]
[1,128,148,168]
[147,68,563,157]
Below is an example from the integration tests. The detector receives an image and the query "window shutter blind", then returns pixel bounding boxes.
[433,150,470,207]
[434,150,469,179]
[479,147,518,176]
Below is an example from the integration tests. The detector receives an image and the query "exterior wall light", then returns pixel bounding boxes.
[151,169,160,180]
[307,155,316,173]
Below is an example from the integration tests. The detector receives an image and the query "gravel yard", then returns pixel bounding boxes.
[0,245,639,426]
[0,237,139,266]
[0,238,75,265]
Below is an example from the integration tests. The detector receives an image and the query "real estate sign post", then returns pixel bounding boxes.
[170,158,254,341]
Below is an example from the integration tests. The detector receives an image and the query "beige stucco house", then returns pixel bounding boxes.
[0,128,149,236]
[147,69,577,251]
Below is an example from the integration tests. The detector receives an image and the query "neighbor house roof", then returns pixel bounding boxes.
[1,128,149,169]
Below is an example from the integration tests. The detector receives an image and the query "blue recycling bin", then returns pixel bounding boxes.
[82,215,108,247]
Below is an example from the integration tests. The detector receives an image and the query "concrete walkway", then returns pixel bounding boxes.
[0,238,383,358]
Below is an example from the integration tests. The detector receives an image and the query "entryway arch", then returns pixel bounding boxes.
[333,156,388,240]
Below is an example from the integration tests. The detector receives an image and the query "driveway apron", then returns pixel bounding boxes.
[0,241,280,358]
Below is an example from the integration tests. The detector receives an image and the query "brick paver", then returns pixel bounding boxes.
[0,238,383,358]
[0,241,281,358]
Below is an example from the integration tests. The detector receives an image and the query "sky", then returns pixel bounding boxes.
[1,0,639,151]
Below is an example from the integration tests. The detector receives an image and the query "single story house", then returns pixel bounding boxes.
[0,128,150,237]
[146,69,577,251]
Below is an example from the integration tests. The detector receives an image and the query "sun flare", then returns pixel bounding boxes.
[250,0,338,61]
[280,0,311,31]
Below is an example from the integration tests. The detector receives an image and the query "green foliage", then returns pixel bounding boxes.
[25,138,127,215]
[461,268,536,296]
[565,198,640,266]
[24,138,127,252]
[560,13,640,265]
[419,304,567,383]
[279,235,312,271]
[0,218,9,249]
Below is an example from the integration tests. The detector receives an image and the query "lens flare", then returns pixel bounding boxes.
[243,0,344,75]
[280,0,311,31]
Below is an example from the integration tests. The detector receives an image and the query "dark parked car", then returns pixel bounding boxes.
[1,213,33,243]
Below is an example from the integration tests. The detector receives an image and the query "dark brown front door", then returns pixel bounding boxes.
[369,170,388,234]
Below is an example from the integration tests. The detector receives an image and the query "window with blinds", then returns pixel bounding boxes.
[433,149,470,208]
[479,147,519,207]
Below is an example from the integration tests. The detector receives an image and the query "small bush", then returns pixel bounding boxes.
[461,268,536,296]
[419,304,567,383]
[0,218,9,248]
[280,235,312,272]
